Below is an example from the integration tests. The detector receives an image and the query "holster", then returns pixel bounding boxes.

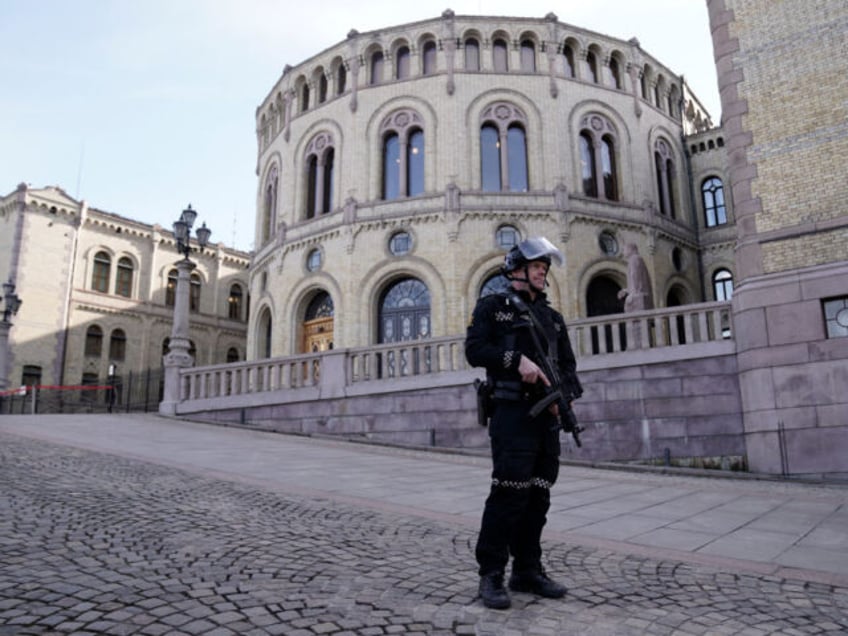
[474,378,494,427]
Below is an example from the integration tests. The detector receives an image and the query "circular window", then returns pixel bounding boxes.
[495,225,520,249]
[306,248,322,272]
[389,231,412,256]
[598,231,618,256]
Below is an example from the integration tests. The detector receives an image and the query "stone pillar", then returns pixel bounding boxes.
[159,258,196,416]
[0,321,11,392]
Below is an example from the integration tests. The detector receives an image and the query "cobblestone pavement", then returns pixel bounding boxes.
[2,433,847,635]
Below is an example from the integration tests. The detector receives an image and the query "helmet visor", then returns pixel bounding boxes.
[518,237,564,267]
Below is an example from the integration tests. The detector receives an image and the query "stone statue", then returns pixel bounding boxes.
[618,243,654,312]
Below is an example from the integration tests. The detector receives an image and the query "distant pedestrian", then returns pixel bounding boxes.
[465,237,582,609]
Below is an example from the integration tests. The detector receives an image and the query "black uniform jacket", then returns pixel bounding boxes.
[465,288,581,396]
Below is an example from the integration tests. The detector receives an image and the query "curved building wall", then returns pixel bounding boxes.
[248,12,724,358]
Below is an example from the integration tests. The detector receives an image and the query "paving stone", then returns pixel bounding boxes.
[1,432,847,634]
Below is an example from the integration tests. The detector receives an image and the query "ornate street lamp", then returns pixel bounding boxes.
[0,279,23,392]
[160,205,212,416]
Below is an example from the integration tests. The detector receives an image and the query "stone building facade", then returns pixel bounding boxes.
[248,11,731,363]
[707,0,848,475]
[0,184,250,396]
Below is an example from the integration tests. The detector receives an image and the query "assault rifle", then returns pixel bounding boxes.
[509,294,585,447]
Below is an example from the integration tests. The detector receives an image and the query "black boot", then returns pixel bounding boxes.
[479,573,511,609]
[508,568,567,598]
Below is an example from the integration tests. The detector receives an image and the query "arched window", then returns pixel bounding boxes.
[85,325,103,357]
[256,308,272,359]
[480,124,501,192]
[601,135,617,200]
[520,39,536,72]
[302,292,335,354]
[166,269,177,307]
[641,65,652,100]
[228,284,244,320]
[261,165,278,245]
[115,257,133,297]
[92,251,111,293]
[580,132,597,197]
[395,45,410,79]
[713,269,734,301]
[654,139,677,218]
[562,44,575,78]
[702,177,727,227]
[380,109,425,200]
[464,37,480,70]
[317,72,328,104]
[189,272,201,313]
[370,50,384,85]
[481,272,510,297]
[578,114,620,201]
[109,329,127,361]
[300,81,309,112]
[422,40,437,75]
[304,132,335,218]
[226,347,240,363]
[379,278,430,344]
[480,102,529,192]
[608,57,622,89]
[492,38,508,72]
[336,62,347,95]
[585,51,599,83]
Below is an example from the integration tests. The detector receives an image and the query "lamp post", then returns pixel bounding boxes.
[160,204,211,416]
[0,279,23,392]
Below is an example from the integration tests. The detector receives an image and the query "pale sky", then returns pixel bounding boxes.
[0,0,719,253]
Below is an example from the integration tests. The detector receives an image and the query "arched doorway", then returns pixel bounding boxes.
[586,275,624,354]
[256,308,272,359]
[301,291,334,353]
[378,278,431,377]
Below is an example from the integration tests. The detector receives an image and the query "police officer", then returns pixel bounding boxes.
[465,237,582,610]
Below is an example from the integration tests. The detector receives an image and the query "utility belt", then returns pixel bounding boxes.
[491,380,531,402]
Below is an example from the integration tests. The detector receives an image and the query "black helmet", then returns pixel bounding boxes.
[502,237,564,274]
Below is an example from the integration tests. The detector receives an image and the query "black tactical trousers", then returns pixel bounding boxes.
[476,401,560,577]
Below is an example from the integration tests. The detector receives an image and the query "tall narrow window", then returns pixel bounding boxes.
[228,284,244,320]
[585,51,599,83]
[580,133,597,197]
[407,129,424,196]
[109,329,127,361]
[713,269,734,301]
[396,46,410,79]
[422,41,437,75]
[563,44,575,78]
[306,155,318,218]
[383,133,400,200]
[85,325,103,357]
[506,125,528,192]
[322,148,335,213]
[608,58,622,89]
[480,124,501,192]
[261,166,278,245]
[189,272,201,313]
[257,308,272,359]
[702,177,727,227]
[92,251,111,293]
[336,63,347,95]
[300,82,309,112]
[601,135,618,200]
[115,257,133,297]
[166,269,177,306]
[318,73,328,103]
[370,50,384,85]
[464,38,480,70]
[493,38,508,72]
[520,40,536,72]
